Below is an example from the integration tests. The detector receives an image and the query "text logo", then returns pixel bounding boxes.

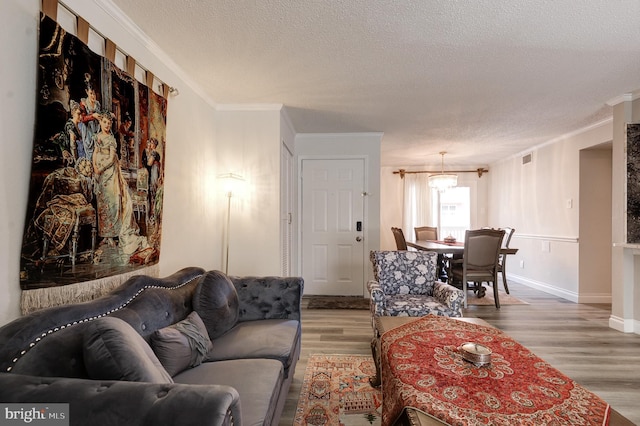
[0,404,68,426]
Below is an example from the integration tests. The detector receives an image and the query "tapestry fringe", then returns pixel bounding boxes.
[20,264,159,315]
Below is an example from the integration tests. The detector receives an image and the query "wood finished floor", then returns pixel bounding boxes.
[279,281,640,425]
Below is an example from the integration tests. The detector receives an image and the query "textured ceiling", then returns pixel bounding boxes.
[109,0,640,167]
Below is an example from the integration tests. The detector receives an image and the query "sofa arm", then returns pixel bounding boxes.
[0,373,241,426]
[366,280,386,317]
[432,281,464,317]
[230,276,303,322]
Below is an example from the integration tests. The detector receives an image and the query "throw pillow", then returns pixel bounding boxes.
[192,270,239,339]
[150,311,214,376]
[83,317,173,383]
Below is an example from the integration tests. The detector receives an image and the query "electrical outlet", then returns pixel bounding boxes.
[519,260,524,268]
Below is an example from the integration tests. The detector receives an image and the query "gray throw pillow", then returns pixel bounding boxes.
[151,311,214,376]
[192,270,239,339]
[83,317,173,383]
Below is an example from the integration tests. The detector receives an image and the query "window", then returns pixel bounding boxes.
[432,187,470,241]
[441,204,456,216]
[403,175,471,242]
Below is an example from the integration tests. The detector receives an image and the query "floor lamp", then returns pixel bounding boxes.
[218,173,245,274]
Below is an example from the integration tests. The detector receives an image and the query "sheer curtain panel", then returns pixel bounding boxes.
[402,173,434,238]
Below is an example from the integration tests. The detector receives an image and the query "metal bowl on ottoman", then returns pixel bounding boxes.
[459,342,492,366]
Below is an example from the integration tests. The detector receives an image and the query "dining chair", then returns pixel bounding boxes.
[414,226,438,241]
[450,228,505,308]
[391,227,409,250]
[497,227,515,294]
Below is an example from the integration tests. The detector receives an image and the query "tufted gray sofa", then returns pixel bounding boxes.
[0,267,303,426]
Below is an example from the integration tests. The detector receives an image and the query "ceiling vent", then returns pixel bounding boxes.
[522,153,532,165]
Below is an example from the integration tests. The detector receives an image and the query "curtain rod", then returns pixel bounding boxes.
[393,168,489,178]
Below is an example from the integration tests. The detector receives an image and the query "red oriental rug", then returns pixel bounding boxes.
[294,354,382,425]
[380,315,611,426]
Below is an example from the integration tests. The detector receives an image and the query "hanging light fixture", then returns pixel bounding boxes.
[428,151,458,192]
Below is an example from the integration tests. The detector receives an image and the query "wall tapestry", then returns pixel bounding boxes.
[627,123,640,244]
[20,13,165,290]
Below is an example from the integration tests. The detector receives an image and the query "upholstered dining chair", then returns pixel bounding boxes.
[391,227,409,250]
[450,228,505,308]
[496,227,515,294]
[414,226,438,241]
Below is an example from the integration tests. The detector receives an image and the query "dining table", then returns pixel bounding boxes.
[406,239,518,284]
[407,239,518,256]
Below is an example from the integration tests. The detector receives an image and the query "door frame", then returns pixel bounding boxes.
[297,155,371,296]
[280,141,294,276]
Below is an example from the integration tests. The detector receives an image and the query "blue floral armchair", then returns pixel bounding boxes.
[367,251,464,323]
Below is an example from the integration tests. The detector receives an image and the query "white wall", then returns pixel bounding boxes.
[579,147,612,302]
[0,0,38,324]
[0,0,220,325]
[215,106,285,276]
[488,121,613,302]
[380,167,404,250]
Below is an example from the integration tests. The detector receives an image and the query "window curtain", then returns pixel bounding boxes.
[402,173,434,239]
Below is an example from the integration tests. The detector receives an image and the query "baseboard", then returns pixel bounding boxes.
[609,315,639,334]
[577,293,612,304]
[509,275,638,334]
[508,275,612,303]
[507,274,578,303]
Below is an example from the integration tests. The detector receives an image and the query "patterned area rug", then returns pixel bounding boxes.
[465,285,529,306]
[294,354,382,426]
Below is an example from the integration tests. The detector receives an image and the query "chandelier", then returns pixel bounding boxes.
[428,151,458,192]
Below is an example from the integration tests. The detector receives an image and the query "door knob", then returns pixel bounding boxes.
[356,236,362,242]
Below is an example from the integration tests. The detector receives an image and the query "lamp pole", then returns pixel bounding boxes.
[218,172,245,275]
[225,190,232,274]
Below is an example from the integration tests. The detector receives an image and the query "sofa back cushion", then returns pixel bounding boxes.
[151,311,214,376]
[192,271,239,339]
[83,317,173,383]
[370,250,437,296]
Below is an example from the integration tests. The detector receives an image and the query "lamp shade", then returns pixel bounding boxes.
[217,173,245,197]
[428,151,457,192]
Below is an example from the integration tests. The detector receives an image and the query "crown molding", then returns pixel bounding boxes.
[492,116,613,165]
[93,0,217,107]
[606,92,640,106]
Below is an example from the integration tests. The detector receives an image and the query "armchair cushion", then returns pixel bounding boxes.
[384,294,461,317]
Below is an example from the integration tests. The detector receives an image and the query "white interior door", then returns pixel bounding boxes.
[301,158,365,295]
